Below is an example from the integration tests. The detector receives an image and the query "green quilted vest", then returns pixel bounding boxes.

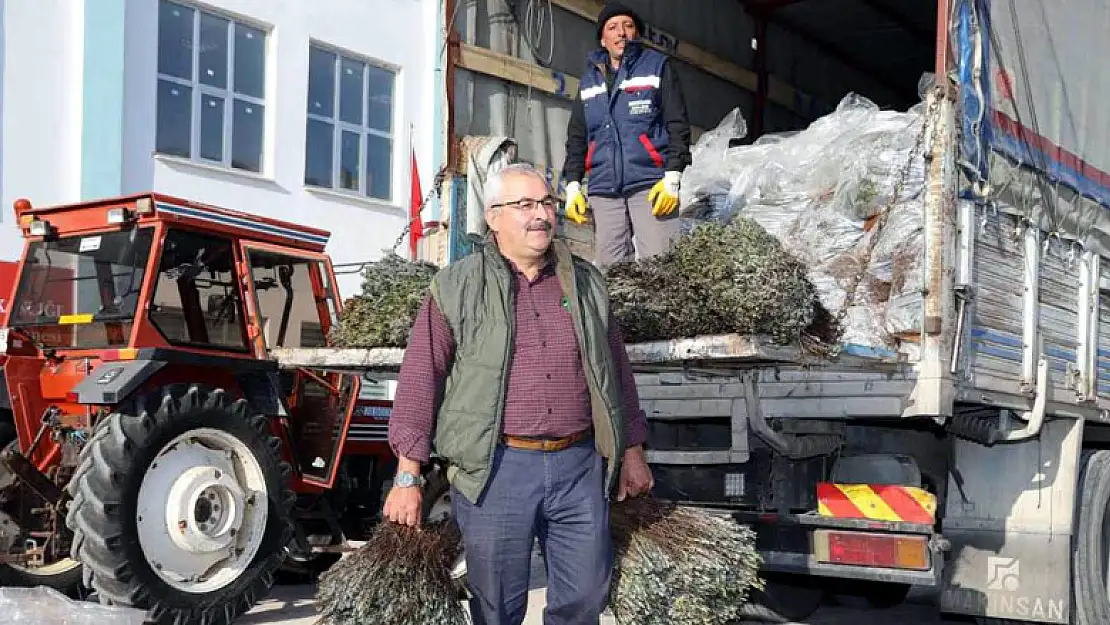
[427,236,627,504]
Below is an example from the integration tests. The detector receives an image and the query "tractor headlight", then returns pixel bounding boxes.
[0,328,8,355]
[29,219,52,237]
[107,208,133,224]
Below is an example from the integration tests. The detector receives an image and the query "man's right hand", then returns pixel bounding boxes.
[564,181,589,224]
[383,484,423,527]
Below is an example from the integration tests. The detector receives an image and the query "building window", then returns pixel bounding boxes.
[305,44,395,201]
[156,0,267,173]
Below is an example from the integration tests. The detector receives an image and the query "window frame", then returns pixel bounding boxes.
[304,42,397,202]
[155,0,269,173]
[146,227,252,354]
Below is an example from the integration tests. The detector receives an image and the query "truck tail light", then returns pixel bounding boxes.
[815,530,929,571]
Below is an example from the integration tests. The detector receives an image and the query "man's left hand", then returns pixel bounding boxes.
[617,445,654,501]
[647,171,681,217]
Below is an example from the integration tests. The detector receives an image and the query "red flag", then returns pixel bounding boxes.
[409,148,423,259]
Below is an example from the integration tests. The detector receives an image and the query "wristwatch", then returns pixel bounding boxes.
[394,471,426,489]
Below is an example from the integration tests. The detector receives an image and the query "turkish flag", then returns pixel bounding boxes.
[409,149,423,259]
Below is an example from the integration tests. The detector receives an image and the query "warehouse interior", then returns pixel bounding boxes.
[447,0,941,177]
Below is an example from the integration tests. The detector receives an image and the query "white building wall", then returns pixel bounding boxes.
[0,0,85,258]
[118,0,437,298]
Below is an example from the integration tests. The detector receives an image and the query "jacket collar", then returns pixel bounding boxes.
[587,39,644,72]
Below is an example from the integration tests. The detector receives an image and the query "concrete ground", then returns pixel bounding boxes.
[238,549,968,625]
[239,583,963,625]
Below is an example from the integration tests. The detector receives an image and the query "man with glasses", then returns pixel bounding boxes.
[562,2,692,269]
[384,163,653,625]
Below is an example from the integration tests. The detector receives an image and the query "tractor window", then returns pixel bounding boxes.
[9,228,154,349]
[148,229,248,350]
[245,250,333,349]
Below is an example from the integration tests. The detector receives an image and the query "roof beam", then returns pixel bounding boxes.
[856,0,935,46]
[549,0,809,115]
[757,10,910,103]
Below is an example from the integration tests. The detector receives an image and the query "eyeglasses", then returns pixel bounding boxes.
[489,196,557,213]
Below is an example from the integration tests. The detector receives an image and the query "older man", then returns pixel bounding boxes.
[384,163,653,625]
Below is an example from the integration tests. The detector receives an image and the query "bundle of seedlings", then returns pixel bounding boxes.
[607,217,826,345]
[607,496,764,625]
[329,253,439,348]
[314,519,467,625]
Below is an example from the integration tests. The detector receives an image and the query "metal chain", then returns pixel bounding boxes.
[389,166,451,255]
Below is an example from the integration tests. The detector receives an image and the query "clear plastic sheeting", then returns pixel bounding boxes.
[0,586,148,625]
[679,92,928,350]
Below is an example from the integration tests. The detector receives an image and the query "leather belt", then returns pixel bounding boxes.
[501,429,591,452]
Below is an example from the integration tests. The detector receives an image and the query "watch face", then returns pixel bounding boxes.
[396,472,415,487]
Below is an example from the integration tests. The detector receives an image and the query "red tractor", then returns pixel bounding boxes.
[0,194,445,624]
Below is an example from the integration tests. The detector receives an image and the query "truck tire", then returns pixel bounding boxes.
[739,574,824,622]
[66,384,294,625]
[1072,449,1110,625]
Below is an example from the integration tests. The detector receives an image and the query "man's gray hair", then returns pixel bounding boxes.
[484,163,552,211]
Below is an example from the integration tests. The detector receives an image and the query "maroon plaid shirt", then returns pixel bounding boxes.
[388,261,648,463]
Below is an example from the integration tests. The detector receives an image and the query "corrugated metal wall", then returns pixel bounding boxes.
[451,0,912,186]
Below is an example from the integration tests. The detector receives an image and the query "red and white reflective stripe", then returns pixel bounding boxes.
[580,85,607,100]
[619,75,660,92]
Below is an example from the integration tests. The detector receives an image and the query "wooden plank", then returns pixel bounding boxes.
[549,0,802,114]
[457,42,580,100]
[456,42,708,137]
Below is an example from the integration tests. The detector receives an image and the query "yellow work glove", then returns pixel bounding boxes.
[648,171,681,217]
[564,181,589,224]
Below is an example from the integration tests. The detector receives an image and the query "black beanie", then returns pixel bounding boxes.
[596,2,645,40]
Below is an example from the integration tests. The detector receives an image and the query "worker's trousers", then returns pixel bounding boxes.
[451,438,611,625]
[590,187,681,269]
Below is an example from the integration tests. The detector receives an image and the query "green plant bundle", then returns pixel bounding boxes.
[607,217,821,345]
[315,520,467,625]
[607,496,764,625]
[328,254,439,349]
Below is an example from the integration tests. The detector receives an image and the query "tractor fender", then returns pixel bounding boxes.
[68,360,167,405]
[69,360,289,419]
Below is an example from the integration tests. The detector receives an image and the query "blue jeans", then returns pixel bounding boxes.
[451,440,612,625]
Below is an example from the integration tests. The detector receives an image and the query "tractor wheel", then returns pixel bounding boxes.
[65,384,294,625]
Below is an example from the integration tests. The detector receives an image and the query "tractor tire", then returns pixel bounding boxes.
[65,384,295,625]
[0,420,85,596]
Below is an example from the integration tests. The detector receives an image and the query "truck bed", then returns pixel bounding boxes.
[270,332,910,374]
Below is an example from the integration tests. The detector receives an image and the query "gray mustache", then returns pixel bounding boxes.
[527,221,553,232]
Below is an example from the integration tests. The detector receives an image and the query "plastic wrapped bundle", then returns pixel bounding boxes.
[678,108,749,221]
[329,254,440,348]
[0,587,147,625]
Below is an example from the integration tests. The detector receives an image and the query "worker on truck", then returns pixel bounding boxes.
[562,2,693,269]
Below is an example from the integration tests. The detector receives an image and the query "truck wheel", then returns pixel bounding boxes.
[739,574,824,622]
[1072,449,1110,625]
[66,384,294,625]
